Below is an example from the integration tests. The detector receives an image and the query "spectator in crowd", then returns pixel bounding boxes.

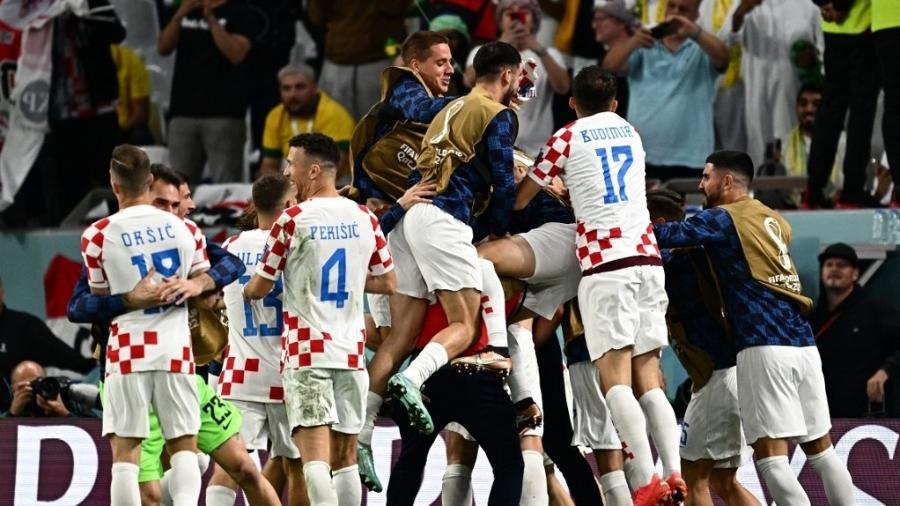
[806,0,879,208]
[697,0,745,154]
[873,0,900,206]
[159,0,256,184]
[4,361,72,417]
[604,0,729,181]
[2,0,125,227]
[0,276,96,413]
[307,0,409,120]
[259,64,355,179]
[758,83,844,208]
[464,0,571,156]
[110,44,152,145]
[592,0,636,118]
[729,0,822,171]
[811,243,900,417]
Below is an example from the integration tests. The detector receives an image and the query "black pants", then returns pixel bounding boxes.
[386,367,524,506]
[875,27,900,189]
[807,31,880,202]
[537,337,603,506]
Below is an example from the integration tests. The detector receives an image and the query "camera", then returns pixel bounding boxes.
[649,21,678,39]
[30,376,72,400]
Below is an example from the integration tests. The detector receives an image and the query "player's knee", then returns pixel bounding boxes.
[708,469,738,497]
[226,455,261,486]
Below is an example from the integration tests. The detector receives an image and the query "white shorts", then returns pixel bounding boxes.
[231,399,300,459]
[520,222,582,320]
[102,371,199,439]
[366,293,391,328]
[282,368,368,434]
[578,265,668,360]
[568,361,621,450]
[680,367,746,467]
[737,346,831,445]
[445,422,475,442]
[389,204,482,299]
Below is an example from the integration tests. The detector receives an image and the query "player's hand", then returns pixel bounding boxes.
[124,267,164,310]
[546,176,570,203]
[195,291,224,311]
[36,394,70,417]
[630,28,654,49]
[867,369,889,403]
[398,180,437,211]
[9,381,34,416]
[160,277,205,305]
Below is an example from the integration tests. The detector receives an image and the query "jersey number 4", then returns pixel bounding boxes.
[594,145,634,204]
[321,248,349,308]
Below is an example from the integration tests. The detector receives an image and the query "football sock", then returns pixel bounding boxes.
[639,388,681,477]
[333,465,362,506]
[756,455,810,506]
[110,462,141,506]
[441,464,474,506]
[605,384,655,488]
[401,342,449,389]
[807,446,855,505]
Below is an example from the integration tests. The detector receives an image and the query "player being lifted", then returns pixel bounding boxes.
[516,66,684,505]
[244,133,396,506]
[374,41,521,436]
[81,145,210,506]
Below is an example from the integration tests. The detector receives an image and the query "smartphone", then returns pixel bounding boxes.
[649,21,678,39]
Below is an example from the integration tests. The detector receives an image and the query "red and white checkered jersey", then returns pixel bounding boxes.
[220,229,284,403]
[529,112,659,271]
[256,197,393,371]
[80,205,210,375]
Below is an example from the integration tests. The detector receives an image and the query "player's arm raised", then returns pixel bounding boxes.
[516,128,571,210]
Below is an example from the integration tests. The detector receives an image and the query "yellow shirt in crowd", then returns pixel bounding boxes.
[261,91,355,159]
[110,44,150,130]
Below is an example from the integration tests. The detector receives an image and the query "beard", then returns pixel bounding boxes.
[285,95,319,117]
[501,82,517,106]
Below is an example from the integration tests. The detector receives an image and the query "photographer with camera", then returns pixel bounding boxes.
[6,361,77,417]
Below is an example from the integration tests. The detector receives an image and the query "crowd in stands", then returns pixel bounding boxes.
[0,0,897,228]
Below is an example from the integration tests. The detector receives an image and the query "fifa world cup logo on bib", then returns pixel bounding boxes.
[763,217,792,270]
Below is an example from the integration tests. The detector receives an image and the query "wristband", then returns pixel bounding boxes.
[690,26,702,40]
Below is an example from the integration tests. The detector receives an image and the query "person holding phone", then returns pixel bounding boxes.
[602,0,729,182]
[464,0,571,157]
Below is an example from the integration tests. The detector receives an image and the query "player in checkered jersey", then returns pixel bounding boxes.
[516,66,684,505]
[244,133,396,506]
[80,145,210,506]
[208,173,307,505]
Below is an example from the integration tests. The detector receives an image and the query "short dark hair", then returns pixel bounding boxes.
[288,133,340,168]
[253,174,292,214]
[473,41,521,80]
[110,144,151,195]
[706,150,755,184]
[150,163,184,188]
[647,188,686,222]
[401,31,450,65]
[797,82,823,103]
[573,65,617,115]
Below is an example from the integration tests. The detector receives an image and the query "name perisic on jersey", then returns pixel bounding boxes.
[578,125,634,143]
[120,225,177,247]
[309,222,361,241]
